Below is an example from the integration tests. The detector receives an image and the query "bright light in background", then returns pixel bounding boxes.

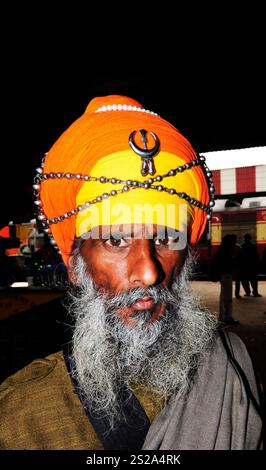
[204,146,266,170]
[10,282,29,288]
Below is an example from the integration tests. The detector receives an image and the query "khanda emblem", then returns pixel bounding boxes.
[129,129,160,176]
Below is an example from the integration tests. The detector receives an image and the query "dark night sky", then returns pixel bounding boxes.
[1,25,266,227]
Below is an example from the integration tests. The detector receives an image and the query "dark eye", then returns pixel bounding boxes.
[154,235,180,247]
[155,237,169,246]
[105,237,128,247]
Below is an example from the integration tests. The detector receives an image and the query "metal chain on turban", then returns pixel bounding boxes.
[33,153,215,253]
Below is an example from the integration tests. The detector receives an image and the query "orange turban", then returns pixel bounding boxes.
[35,95,214,265]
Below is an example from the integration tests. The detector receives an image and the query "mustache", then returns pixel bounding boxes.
[103,285,178,310]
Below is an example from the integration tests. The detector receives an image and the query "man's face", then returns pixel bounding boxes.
[69,223,216,426]
[79,224,187,325]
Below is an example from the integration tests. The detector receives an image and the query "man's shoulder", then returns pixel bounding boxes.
[211,330,259,394]
[0,350,67,403]
[217,330,250,356]
[0,351,93,450]
[212,330,252,364]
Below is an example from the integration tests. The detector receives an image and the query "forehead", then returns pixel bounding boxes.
[80,223,185,240]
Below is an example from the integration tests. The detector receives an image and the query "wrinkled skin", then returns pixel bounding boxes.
[79,224,187,324]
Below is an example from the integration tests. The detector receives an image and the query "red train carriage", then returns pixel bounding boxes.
[194,146,266,275]
[195,201,266,275]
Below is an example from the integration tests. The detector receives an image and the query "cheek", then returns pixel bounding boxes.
[162,251,186,280]
[86,253,128,291]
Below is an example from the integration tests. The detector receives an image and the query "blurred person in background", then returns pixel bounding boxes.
[241,233,262,297]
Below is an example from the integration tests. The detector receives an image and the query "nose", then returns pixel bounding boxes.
[128,240,163,287]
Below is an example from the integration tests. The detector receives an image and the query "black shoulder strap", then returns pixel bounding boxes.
[63,347,150,450]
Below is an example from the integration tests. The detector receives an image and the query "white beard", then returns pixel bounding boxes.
[67,249,217,429]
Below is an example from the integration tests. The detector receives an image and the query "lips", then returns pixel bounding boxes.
[132,296,156,311]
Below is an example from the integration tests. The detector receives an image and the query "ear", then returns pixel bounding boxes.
[67,254,79,285]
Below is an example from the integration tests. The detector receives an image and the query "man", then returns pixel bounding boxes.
[241,233,262,297]
[212,234,240,325]
[0,95,263,450]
